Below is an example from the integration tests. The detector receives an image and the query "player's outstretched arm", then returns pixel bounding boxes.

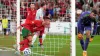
[17,26,22,31]
[17,26,22,29]
[17,23,27,30]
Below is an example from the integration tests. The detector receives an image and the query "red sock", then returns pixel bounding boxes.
[39,38,42,45]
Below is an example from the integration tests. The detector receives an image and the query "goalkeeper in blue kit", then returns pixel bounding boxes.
[77,10,97,56]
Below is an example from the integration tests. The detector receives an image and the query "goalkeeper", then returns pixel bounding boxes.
[77,10,97,56]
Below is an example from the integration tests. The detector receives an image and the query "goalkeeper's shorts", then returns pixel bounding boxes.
[22,28,32,39]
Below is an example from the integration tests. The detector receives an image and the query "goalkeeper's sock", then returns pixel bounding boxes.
[42,33,46,42]
[80,39,84,50]
[89,35,94,42]
[91,35,94,38]
[31,34,37,45]
[84,38,89,51]
[39,38,43,45]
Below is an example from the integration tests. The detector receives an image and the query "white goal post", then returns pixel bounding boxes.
[17,0,20,52]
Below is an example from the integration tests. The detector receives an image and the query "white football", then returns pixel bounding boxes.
[23,48,31,56]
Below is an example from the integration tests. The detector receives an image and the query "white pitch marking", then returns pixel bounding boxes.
[32,52,54,56]
[0,47,15,51]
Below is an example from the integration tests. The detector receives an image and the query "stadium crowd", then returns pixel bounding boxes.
[0,0,71,22]
[20,0,71,22]
[0,0,71,35]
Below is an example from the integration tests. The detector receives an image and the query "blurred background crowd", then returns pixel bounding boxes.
[0,0,71,35]
[0,0,71,22]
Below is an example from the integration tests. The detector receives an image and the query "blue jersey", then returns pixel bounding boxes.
[78,11,91,27]
[77,11,97,35]
[80,16,96,26]
[79,11,91,19]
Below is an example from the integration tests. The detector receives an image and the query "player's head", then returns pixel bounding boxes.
[28,3,35,9]
[43,16,50,27]
[27,35,33,42]
[40,3,47,10]
[90,10,97,18]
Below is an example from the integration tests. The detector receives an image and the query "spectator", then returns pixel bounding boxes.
[10,19,16,35]
[59,6,66,21]
[82,0,91,12]
[2,15,8,35]
[35,3,47,20]
[55,5,60,18]
[49,6,54,20]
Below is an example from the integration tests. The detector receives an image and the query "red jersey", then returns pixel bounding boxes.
[59,7,66,15]
[20,39,30,51]
[21,20,45,35]
[25,8,37,24]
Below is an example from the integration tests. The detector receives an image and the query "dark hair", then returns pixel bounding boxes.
[43,16,50,20]
[40,3,46,7]
[92,10,97,14]
[28,3,35,7]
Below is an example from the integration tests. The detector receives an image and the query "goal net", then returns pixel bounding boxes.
[20,0,71,56]
[0,0,17,56]
[0,0,72,56]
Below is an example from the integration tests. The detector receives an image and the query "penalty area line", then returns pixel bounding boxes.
[32,52,54,56]
[0,47,15,51]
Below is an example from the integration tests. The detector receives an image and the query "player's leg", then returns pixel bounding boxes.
[39,35,44,51]
[15,28,32,55]
[77,22,85,50]
[3,28,6,35]
[84,30,91,50]
[83,30,90,56]
[42,33,46,41]
[84,27,91,56]
[77,21,86,56]
[22,28,32,42]
[90,27,96,42]
[39,35,43,45]
[31,32,39,45]
[22,28,29,39]
[89,35,94,42]
[42,28,48,42]
[90,24,97,42]
[78,31,86,56]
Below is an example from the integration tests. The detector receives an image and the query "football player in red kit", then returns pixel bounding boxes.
[18,16,50,50]
[25,3,37,24]
[19,35,32,56]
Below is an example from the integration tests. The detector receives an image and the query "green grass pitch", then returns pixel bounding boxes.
[76,35,100,56]
[0,34,70,56]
